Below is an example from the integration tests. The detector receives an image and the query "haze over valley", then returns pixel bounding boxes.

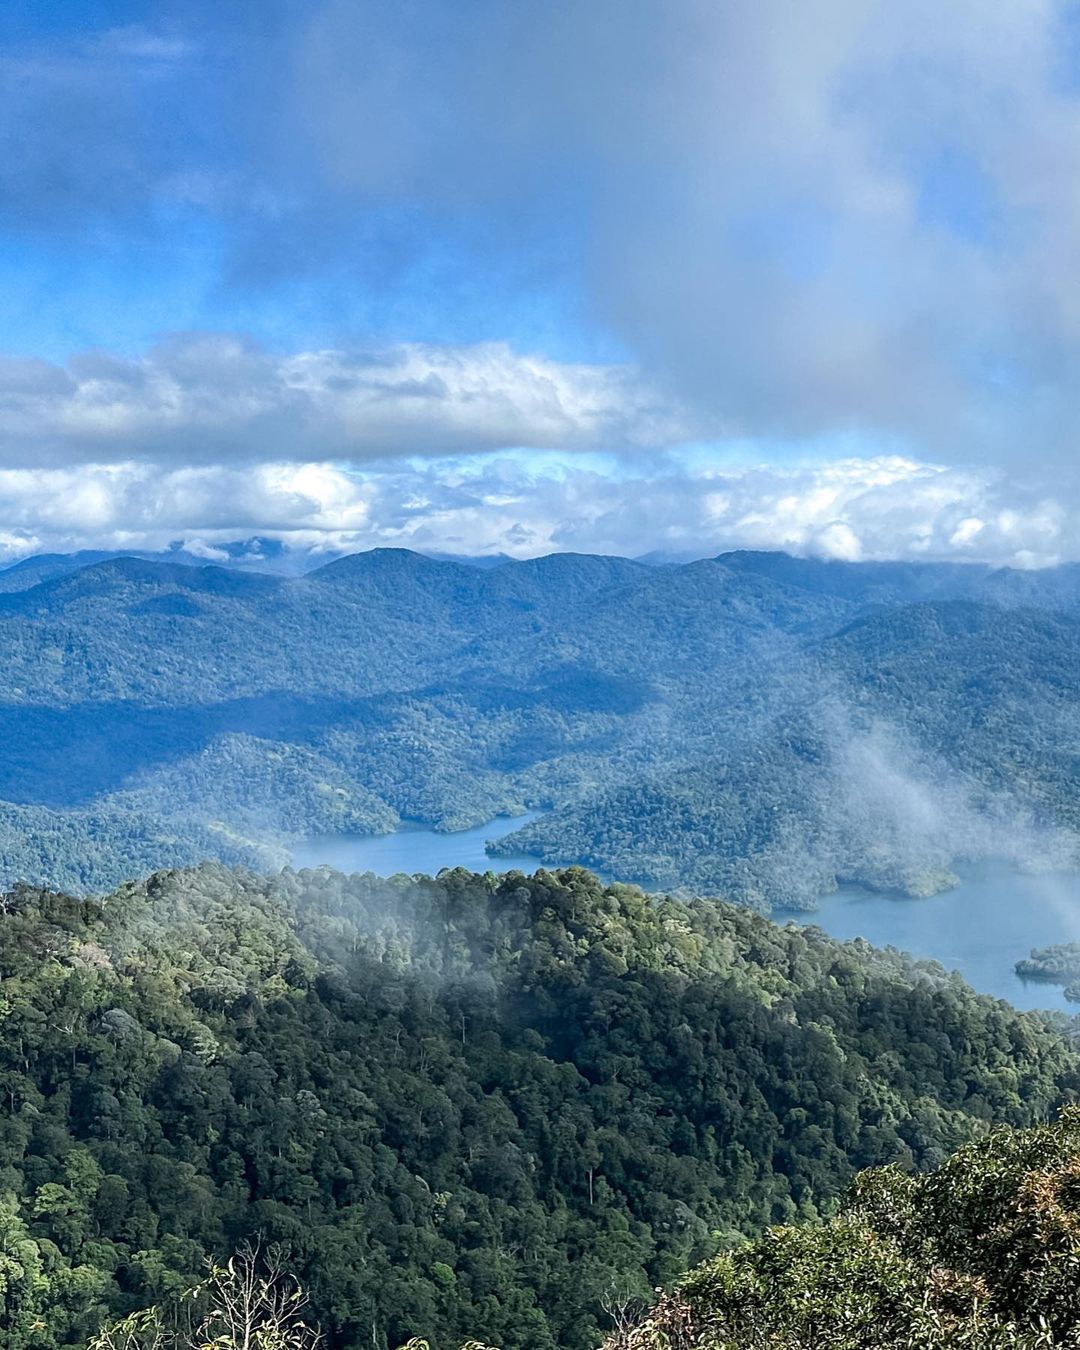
[1,545,1078,905]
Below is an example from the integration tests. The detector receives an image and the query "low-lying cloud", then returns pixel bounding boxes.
[0,451,1072,570]
[831,716,1076,885]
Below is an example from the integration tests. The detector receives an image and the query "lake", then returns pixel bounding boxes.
[290,811,545,877]
[291,820,1080,1013]
[786,865,1080,1012]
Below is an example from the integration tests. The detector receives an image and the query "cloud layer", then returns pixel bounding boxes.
[0,336,684,466]
[5,3,1080,561]
[8,2,1080,460]
[0,452,1067,571]
[4,332,1071,568]
[266,0,1080,456]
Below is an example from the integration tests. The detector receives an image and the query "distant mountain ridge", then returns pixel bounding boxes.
[0,538,314,589]
[0,541,532,591]
[0,546,1078,897]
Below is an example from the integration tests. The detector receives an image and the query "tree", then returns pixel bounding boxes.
[610,1108,1080,1349]
[90,1245,321,1350]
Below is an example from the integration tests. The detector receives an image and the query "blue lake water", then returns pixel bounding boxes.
[290,812,544,877]
[787,865,1080,1012]
[292,820,1080,1013]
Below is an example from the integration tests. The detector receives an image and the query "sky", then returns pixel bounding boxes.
[3,0,1080,566]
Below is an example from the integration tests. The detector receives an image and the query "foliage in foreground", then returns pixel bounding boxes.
[1,861,1077,1348]
[87,1248,499,1350]
[613,1108,1080,1348]
[89,1245,321,1350]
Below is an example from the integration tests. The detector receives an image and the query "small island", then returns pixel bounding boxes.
[1016,943,1080,1001]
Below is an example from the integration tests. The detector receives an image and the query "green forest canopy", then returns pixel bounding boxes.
[90,1112,1080,1349]
[4,550,1080,903]
[0,860,1075,1349]
[615,1108,1080,1349]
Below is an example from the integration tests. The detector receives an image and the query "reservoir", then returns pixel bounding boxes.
[290,811,544,877]
[786,865,1080,1013]
[292,820,1080,1013]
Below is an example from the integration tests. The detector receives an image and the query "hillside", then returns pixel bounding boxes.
[1,862,1076,1350]
[615,1109,1080,1349]
[1,550,1080,898]
[494,601,1080,905]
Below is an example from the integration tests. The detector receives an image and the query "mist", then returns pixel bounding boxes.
[826,711,1077,891]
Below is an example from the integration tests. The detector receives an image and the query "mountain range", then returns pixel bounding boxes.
[1,547,1080,901]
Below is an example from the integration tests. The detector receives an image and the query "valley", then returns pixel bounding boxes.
[5,546,1080,1345]
[4,548,1080,915]
[293,814,1080,1010]
[13,7,1080,1342]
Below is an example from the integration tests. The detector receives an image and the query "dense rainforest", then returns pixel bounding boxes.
[107,1111,1080,1350]
[4,548,1080,902]
[0,861,1076,1349]
[614,1108,1080,1349]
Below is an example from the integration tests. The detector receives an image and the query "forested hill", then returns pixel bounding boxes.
[498,599,1080,904]
[2,547,1080,899]
[615,1109,1080,1349]
[1,862,1076,1350]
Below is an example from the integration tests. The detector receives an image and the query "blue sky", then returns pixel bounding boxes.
[2,1,1080,565]
[0,2,602,362]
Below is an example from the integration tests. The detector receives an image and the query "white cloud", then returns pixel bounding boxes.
[352,453,1080,567]
[10,3,1080,467]
[8,1,1080,553]
[0,451,1075,569]
[0,461,372,551]
[278,0,1080,459]
[0,336,686,466]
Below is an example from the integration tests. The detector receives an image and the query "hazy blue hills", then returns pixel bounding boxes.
[0,538,327,590]
[715,549,999,602]
[0,547,1079,897]
[499,597,1080,901]
[715,549,1080,609]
